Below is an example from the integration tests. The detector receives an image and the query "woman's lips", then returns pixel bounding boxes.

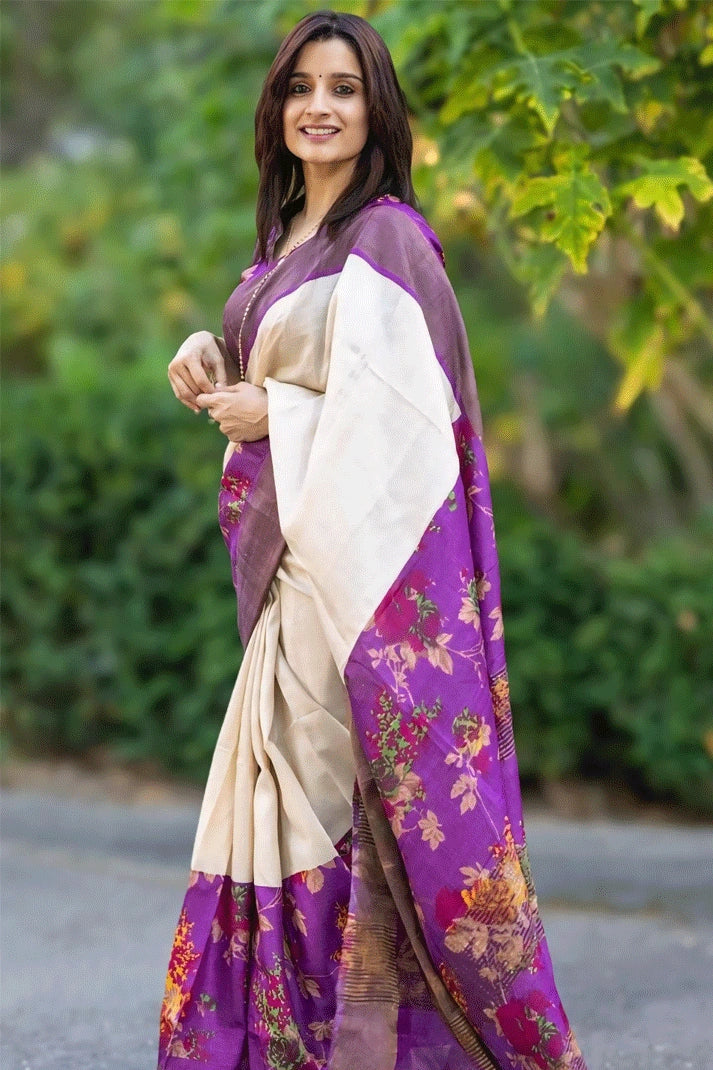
[299,126,340,140]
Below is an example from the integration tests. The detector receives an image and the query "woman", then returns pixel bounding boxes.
[159,10,586,1070]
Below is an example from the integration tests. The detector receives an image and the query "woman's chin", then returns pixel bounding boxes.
[296,152,360,176]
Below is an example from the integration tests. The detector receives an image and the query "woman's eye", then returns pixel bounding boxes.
[288,82,356,96]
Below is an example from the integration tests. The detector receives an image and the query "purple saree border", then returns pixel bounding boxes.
[348,247,423,307]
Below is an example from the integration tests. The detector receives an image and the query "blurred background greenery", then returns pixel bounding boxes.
[2,0,712,814]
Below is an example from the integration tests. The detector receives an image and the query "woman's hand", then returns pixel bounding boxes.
[196,382,269,443]
[168,331,236,413]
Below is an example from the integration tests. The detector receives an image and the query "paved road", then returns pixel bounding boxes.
[2,791,712,1070]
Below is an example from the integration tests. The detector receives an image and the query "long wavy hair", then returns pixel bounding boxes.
[254,9,417,261]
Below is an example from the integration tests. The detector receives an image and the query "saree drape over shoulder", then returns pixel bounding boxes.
[158,199,587,1070]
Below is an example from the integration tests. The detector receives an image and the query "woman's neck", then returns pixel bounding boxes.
[299,161,356,226]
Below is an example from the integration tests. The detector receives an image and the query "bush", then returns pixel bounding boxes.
[1,366,241,779]
[494,497,609,783]
[595,541,713,811]
[496,487,713,811]
[2,372,712,809]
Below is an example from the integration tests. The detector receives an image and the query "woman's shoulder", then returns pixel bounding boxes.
[348,196,445,266]
[336,197,450,303]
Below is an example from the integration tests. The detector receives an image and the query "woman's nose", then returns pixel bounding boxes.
[305,83,330,115]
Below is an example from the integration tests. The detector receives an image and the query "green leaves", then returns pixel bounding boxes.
[2,0,711,808]
[1,372,241,778]
[633,0,666,37]
[440,36,658,135]
[609,294,667,411]
[509,244,569,318]
[388,0,713,410]
[615,156,713,229]
[633,0,687,38]
[498,513,713,813]
[511,150,612,272]
[491,38,658,135]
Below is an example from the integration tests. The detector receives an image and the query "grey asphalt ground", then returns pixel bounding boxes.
[2,789,712,1070]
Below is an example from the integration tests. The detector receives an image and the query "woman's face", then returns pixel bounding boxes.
[283,37,369,176]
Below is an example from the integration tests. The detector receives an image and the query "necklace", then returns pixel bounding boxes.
[236,216,322,381]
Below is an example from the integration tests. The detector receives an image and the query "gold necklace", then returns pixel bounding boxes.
[236,216,322,381]
[282,214,322,257]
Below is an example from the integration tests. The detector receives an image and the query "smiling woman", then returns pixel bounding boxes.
[160,9,587,1070]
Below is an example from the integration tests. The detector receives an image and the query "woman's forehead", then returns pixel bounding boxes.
[290,37,362,78]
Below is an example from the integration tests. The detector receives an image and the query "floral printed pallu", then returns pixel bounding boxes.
[158,198,587,1070]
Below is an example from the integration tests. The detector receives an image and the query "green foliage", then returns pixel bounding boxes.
[1,0,279,375]
[496,507,606,782]
[3,0,710,535]
[384,0,713,405]
[1,370,241,778]
[496,493,713,812]
[615,155,713,229]
[509,145,612,273]
[600,539,713,809]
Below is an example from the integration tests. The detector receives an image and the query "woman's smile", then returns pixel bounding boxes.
[300,125,340,139]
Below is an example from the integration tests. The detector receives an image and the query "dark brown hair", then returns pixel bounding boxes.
[254,9,417,260]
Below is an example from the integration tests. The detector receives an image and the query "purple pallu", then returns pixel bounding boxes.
[157,198,587,1069]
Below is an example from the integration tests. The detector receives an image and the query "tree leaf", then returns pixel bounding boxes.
[488,40,659,135]
[633,0,666,38]
[614,344,666,411]
[466,116,548,195]
[511,243,570,316]
[511,159,612,272]
[609,294,667,410]
[615,157,713,230]
[567,40,660,108]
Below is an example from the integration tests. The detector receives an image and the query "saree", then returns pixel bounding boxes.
[157,197,587,1070]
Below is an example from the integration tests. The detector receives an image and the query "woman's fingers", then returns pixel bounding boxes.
[202,347,228,389]
[171,363,203,403]
[168,366,201,412]
[189,360,219,395]
[169,354,213,396]
[194,385,268,443]
[168,333,229,410]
